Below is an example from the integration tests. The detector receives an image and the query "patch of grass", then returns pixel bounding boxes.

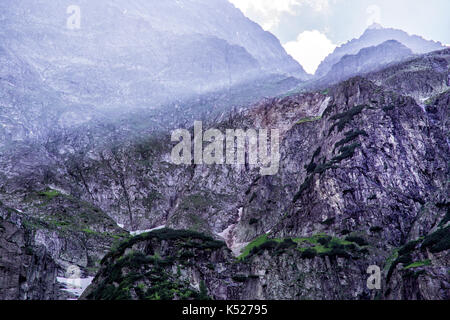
[296,116,322,125]
[404,259,431,270]
[237,234,269,260]
[37,189,62,201]
[82,228,100,235]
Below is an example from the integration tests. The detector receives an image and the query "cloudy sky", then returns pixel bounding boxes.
[229,0,450,74]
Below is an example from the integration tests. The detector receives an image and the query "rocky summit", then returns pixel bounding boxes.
[0,1,449,301]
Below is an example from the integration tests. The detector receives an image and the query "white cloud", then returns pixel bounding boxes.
[366,4,382,26]
[229,0,330,30]
[283,30,336,75]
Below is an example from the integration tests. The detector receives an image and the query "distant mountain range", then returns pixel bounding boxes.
[315,23,445,78]
[316,40,414,86]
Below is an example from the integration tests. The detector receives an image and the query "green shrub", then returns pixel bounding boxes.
[321,217,336,226]
[369,226,383,233]
[345,236,368,246]
[329,105,366,134]
[422,226,450,253]
[198,280,210,300]
[232,275,248,283]
[331,143,361,163]
[317,235,332,246]
[301,248,317,259]
[293,176,313,203]
[334,130,368,151]
[398,240,421,256]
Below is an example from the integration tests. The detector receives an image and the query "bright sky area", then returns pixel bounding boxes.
[229,0,450,74]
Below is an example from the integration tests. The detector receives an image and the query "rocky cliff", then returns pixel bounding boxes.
[0,2,448,300]
[76,50,450,300]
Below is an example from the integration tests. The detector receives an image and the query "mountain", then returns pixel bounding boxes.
[0,2,448,301]
[80,50,449,300]
[315,23,445,78]
[1,48,448,300]
[317,40,414,85]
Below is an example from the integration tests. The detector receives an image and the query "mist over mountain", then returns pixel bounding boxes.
[315,23,445,78]
[0,0,308,113]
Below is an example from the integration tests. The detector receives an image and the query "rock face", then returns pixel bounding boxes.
[80,229,374,300]
[0,193,128,299]
[0,205,59,300]
[80,50,448,300]
[0,2,449,300]
[1,47,448,300]
[315,24,445,78]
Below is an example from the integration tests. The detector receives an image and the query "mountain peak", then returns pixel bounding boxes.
[367,22,384,30]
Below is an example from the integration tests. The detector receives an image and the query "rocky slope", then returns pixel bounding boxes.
[0,190,129,299]
[0,2,449,300]
[75,50,450,300]
[1,48,448,299]
[0,205,60,299]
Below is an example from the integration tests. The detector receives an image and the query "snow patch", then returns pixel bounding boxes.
[57,276,94,300]
[130,225,165,236]
[217,207,247,256]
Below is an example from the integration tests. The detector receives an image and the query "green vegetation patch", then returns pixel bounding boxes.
[105,228,226,262]
[37,189,62,201]
[88,251,204,300]
[237,234,270,260]
[404,259,431,270]
[328,105,367,135]
[238,233,367,261]
[334,130,368,152]
[296,116,322,125]
[421,226,450,253]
